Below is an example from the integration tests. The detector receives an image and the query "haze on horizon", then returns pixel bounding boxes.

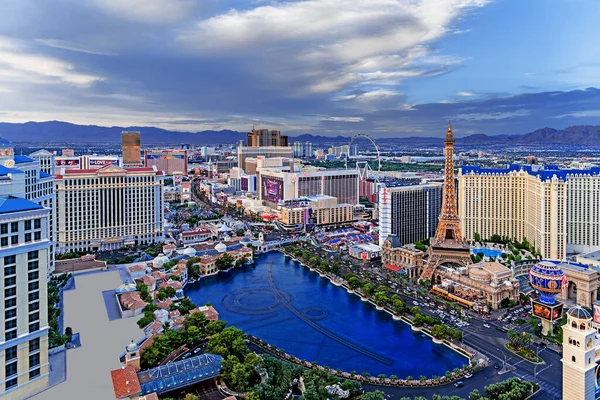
[0,0,598,138]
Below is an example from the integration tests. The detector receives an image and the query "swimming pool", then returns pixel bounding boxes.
[185,251,467,377]
[471,248,504,258]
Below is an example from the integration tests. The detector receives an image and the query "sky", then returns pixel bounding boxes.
[0,0,599,138]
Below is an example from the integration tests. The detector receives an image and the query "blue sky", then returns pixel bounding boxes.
[0,0,598,137]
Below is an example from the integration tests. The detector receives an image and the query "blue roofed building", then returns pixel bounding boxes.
[459,163,600,260]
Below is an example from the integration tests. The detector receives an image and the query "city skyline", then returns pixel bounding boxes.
[0,0,598,137]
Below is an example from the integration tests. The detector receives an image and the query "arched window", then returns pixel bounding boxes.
[572,321,577,328]
[572,356,576,362]
[577,341,580,347]
[580,323,586,330]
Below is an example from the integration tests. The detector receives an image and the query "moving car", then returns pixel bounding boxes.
[454,381,464,388]
[464,373,473,379]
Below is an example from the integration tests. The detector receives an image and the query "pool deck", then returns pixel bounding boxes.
[34,271,140,400]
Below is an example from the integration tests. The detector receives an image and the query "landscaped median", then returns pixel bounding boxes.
[505,343,543,364]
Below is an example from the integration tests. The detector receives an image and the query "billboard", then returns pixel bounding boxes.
[89,158,119,167]
[241,177,248,191]
[593,303,600,326]
[532,300,563,322]
[263,177,283,203]
[55,158,79,167]
[146,153,186,160]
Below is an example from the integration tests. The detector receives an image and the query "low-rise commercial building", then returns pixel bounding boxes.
[278,195,354,227]
[349,243,381,261]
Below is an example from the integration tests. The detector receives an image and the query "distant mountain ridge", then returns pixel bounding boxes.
[2,120,600,146]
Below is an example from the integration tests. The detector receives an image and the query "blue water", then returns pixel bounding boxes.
[185,251,466,377]
[471,248,504,258]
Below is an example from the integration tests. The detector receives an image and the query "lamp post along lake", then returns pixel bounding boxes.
[185,251,467,377]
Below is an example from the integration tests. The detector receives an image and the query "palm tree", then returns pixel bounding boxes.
[161,321,171,332]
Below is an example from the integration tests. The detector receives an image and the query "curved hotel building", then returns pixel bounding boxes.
[459,164,600,259]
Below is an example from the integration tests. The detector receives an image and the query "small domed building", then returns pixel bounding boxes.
[152,253,170,269]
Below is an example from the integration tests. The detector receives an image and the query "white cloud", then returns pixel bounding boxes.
[35,39,117,56]
[323,116,365,122]
[454,109,530,121]
[91,0,199,23]
[178,0,488,94]
[554,110,600,118]
[334,89,399,102]
[0,38,103,87]
[457,91,475,97]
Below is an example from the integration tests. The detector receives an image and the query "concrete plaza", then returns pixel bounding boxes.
[34,270,140,400]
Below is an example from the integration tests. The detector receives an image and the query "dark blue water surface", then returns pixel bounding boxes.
[185,251,467,377]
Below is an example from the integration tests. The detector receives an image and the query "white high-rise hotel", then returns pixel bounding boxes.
[459,164,600,260]
[54,165,165,253]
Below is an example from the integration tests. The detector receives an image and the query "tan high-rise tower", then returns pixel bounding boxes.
[122,131,141,165]
[561,306,597,400]
[420,124,471,281]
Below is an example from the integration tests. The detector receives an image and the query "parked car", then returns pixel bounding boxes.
[464,373,473,379]
[454,381,464,388]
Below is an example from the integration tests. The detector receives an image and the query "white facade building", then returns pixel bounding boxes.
[54,165,164,253]
[459,165,568,259]
[0,198,51,398]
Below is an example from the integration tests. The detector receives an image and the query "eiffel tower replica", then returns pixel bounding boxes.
[420,124,472,281]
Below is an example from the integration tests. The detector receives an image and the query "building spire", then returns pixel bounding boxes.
[447,121,452,132]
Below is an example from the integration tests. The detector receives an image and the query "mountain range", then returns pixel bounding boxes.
[2,120,600,146]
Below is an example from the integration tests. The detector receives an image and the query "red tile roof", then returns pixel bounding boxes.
[119,292,148,311]
[110,365,141,399]
[156,298,173,310]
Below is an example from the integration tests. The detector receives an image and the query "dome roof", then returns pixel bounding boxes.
[126,340,139,353]
[529,261,566,295]
[468,267,491,283]
[183,246,196,256]
[567,306,592,320]
[215,242,227,253]
[153,253,170,267]
[239,237,252,244]
[115,283,137,294]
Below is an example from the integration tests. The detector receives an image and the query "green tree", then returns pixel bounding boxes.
[164,286,176,298]
[215,253,235,270]
[431,324,447,339]
[184,311,206,330]
[347,276,361,290]
[374,292,389,307]
[361,391,385,400]
[362,283,374,295]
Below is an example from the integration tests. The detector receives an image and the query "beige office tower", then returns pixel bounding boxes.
[122,131,141,165]
[561,307,597,400]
